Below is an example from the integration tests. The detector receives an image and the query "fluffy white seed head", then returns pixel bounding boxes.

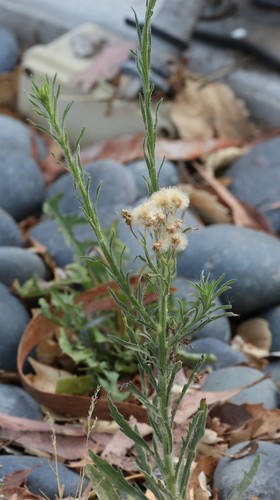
[150,187,190,212]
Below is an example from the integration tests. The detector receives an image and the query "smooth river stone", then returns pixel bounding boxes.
[177,224,280,315]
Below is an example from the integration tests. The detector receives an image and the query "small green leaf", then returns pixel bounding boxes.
[56,374,94,395]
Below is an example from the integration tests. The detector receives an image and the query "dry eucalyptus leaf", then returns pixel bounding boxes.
[204,146,244,175]
[26,357,71,393]
[226,440,259,459]
[201,428,223,445]
[243,404,280,441]
[171,78,255,142]
[194,163,274,232]
[36,336,63,366]
[188,457,217,500]
[231,336,269,370]
[236,318,272,350]
[101,419,152,459]
[0,486,45,500]
[187,184,231,224]
[81,133,239,164]
[0,67,19,109]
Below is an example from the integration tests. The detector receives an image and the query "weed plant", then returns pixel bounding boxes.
[28,1,240,498]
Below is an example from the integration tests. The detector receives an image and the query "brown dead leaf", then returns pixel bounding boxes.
[0,486,44,499]
[231,334,269,370]
[2,467,36,488]
[101,419,152,459]
[226,440,259,459]
[188,457,217,500]
[175,373,269,424]
[201,428,223,445]
[0,413,98,461]
[174,387,245,424]
[186,184,231,224]
[217,403,280,446]
[204,146,244,175]
[35,335,64,366]
[208,402,252,431]
[197,441,229,461]
[26,358,72,393]
[0,67,20,110]
[81,133,240,164]
[236,318,272,350]
[74,41,134,92]
[171,78,255,142]
[243,404,280,440]
[100,419,152,471]
[193,162,275,233]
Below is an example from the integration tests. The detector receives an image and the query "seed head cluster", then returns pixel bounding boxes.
[122,187,190,254]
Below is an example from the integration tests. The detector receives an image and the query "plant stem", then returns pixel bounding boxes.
[133,0,159,195]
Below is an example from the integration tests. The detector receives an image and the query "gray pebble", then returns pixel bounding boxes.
[0,26,18,73]
[177,224,280,315]
[47,159,137,215]
[128,159,179,200]
[0,151,45,221]
[214,441,280,500]
[258,305,280,351]
[185,338,246,369]
[227,137,280,233]
[0,208,22,247]
[30,211,125,268]
[0,283,30,371]
[31,218,91,268]
[0,247,47,286]
[0,115,47,158]
[0,384,41,419]
[0,455,88,498]
[202,366,280,408]
[173,277,231,343]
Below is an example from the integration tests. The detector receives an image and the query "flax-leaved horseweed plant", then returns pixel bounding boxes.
[28,1,238,498]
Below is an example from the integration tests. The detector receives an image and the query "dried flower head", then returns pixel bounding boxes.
[125,187,190,254]
[130,201,155,227]
[152,241,162,253]
[121,209,133,226]
[150,187,189,212]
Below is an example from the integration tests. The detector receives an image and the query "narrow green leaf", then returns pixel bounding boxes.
[86,464,119,500]
[229,455,261,500]
[177,400,207,494]
[107,395,152,453]
[88,451,147,499]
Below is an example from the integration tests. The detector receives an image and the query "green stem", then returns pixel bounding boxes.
[133,0,159,195]
[156,256,178,496]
